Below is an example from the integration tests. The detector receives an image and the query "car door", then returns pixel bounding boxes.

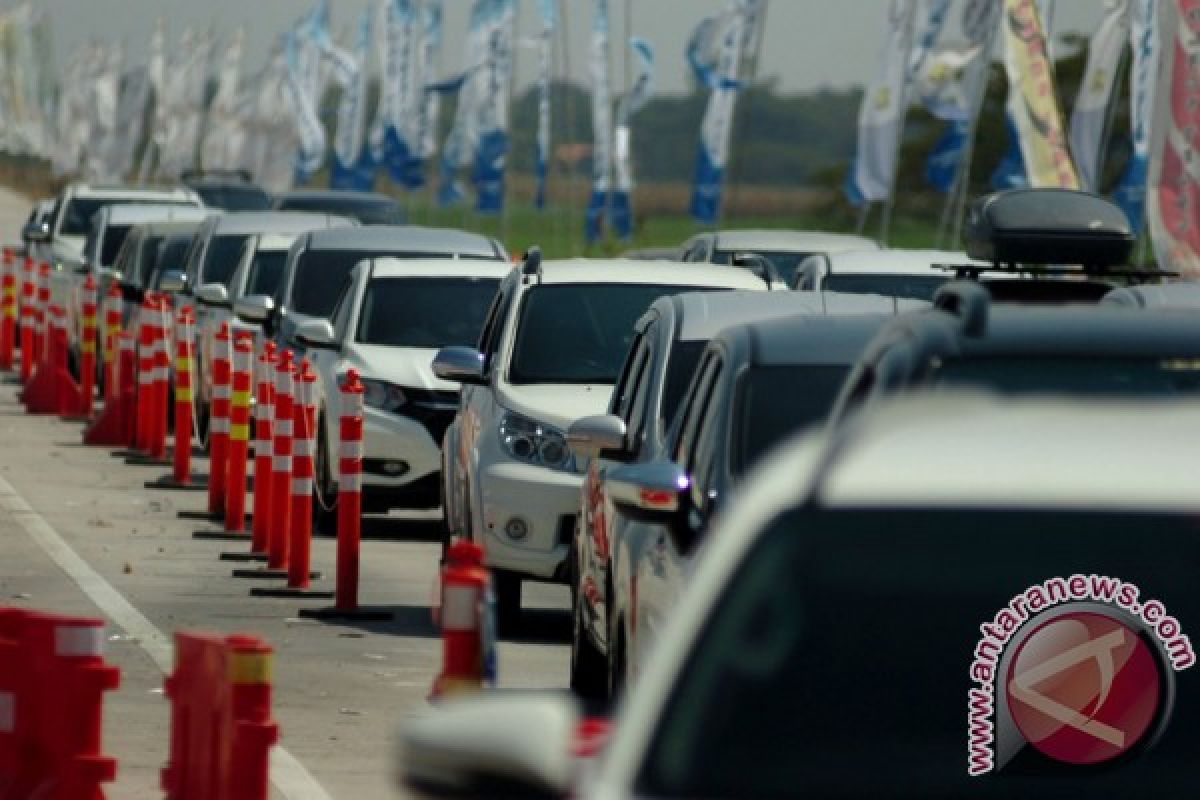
[312,269,362,459]
[460,281,514,534]
[632,351,723,677]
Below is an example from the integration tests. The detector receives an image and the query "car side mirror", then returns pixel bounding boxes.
[432,346,487,386]
[158,270,186,294]
[295,318,338,350]
[195,282,230,309]
[608,460,691,534]
[399,693,578,799]
[567,414,629,461]
[22,222,48,243]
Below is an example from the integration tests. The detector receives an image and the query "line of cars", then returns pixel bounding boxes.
[399,188,1200,798]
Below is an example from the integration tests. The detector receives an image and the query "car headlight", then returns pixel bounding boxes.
[349,376,408,413]
[499,411,575,473]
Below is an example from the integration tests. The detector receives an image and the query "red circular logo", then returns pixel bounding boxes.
[1006,612,1162,765]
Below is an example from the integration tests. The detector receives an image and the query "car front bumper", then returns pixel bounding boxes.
[479,461,581,581]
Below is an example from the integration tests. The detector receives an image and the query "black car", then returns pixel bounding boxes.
[273,190,405,225]
[830,280,1200,425]
[181,170,272,211]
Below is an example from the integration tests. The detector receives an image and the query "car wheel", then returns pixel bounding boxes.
[493,569,522,637]
[569,578,609,702]
[312,419,338,537]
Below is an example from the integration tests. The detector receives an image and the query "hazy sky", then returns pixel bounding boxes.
[41,1,1106,94]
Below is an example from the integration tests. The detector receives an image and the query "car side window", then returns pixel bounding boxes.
[329,274,357,341]
[478,287,513,376]
[673,354,721,466]
[684,360,725,510]
[611,331,649,419]
[624,333,659,454]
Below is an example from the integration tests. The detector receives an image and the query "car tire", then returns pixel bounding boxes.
[313,420,338,538]
[493,569,522,637]
[569,581,609,702]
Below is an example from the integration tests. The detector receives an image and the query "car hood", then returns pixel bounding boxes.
[344,344,457,392]
[496,382,612,432]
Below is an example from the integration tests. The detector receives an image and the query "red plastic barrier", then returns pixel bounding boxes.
[149,296,171,461]
[0,606,120,800]
[22,306,81,416]
[430,540,495,699]
[287,361,318,588]
[161,632,278,800]
[174,309,197,484]
[75,275,99,419]
[17,258,34,384]
[101,284,122,401]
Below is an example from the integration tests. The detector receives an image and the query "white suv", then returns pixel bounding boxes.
[433,253,766,628]
[290,257,512,532]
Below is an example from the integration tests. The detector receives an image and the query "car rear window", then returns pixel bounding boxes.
[661,340,706,423]
[734,364,849,472]
[639,508,1200,798]
[192,185,271,211]
[356,277,499,348]
[931,356,1200,396]
[825,273,947,301]
[714,249,812,286]
[289,250,393,318]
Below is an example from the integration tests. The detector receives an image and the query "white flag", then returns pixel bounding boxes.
[1070,0,1130,192]
[848,0,918,204]
[201,28,246,171]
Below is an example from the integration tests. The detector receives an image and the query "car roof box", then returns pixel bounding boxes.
[964,189,1133,268]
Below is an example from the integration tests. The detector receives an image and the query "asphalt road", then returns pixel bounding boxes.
[0,187,571,800]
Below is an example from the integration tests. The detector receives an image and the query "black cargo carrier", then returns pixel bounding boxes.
[964,188,1135,268]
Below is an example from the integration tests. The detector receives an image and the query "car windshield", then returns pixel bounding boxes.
[201,233,252,287]
[931,356,1200,396]
[192,185,271,211]
[99,225,132,267]
[714,249,812,285]
[61,198,192,236]
[639,508,1200,798]
[244,250,290,298]
[356,277,499,348]
[825,273,947,301]
[510,284,715,385]
[290,250,395,317]
[735,365,849,473]
[279,196,404,225]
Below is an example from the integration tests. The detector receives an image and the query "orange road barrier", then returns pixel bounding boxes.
[69,274,99,419]
[17,258,34,384]
[250,342,277,555]
[101,284,122,401]
[223,336,254,535]
[33,263,49,370]
[126,296,171,466]
[161,632,278,800]
[430,539,496,699]
[0,607,120,800]
[249,359,330,598]
[146,308,207,490]
[22,305,82,416]
[133,299,154,453]
[207,324,233,519]
[0,248,15,371]
[267,350,296,571]
[84,332,136,447]
[149,296,172,462]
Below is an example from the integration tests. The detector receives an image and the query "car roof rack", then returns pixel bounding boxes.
[932,281,989,337]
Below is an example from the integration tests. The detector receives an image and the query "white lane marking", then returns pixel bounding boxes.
[0,474,334,800]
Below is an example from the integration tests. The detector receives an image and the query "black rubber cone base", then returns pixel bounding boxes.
[297,606,395,621]
[192,530,253,541]
[219,552,268,563]
[144,474,208,491]
[178,510,252,526]
[231,568,322,580]
[110,449,142,459]
[249,586,335,599]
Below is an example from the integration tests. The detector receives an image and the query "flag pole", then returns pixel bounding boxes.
[950,29,1001,247]
[878,6,917,248]
[560,0,580,254]
[723,0,768,230]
